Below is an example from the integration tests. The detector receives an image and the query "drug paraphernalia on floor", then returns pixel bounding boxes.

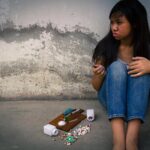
[49,108,86,132]
[59,124,91,146]
[43,124,59,136]
[86,109,95,122]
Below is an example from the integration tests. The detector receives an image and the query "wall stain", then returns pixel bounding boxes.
[0,22,97,100]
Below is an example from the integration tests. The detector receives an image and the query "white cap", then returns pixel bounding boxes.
[52,128,59,136]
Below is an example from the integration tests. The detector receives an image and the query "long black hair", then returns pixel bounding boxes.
[92,0,150,68]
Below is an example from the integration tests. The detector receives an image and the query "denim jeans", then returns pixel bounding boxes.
[98,59,150,122]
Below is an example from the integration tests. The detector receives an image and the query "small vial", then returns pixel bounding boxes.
[86,109,95,122]
[43,124,59,136]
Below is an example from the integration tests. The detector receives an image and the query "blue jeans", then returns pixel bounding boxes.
[98,59,150,122]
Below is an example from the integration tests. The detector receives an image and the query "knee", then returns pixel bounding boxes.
[107,60,127,80]
[128,73,150,89]
[135,74,150,82]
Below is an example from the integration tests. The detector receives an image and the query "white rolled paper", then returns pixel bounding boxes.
[86,109,95,122]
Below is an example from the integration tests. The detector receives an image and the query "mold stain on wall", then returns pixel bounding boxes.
[0,23,97,100]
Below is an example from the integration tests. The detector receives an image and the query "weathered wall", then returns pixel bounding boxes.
[0,0,150,100]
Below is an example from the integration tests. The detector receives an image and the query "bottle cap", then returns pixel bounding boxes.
[52,128,59,135]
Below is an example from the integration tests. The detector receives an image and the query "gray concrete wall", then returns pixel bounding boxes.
[0,0,150,100]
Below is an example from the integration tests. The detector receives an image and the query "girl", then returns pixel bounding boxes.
[91,0,150,150]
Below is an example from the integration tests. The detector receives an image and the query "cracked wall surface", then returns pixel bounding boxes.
[0,0,150,100]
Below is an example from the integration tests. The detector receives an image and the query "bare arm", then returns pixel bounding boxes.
[91,74,105,91]
[91,63,106,91]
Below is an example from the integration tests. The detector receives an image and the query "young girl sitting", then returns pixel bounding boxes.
[91,0,150,150]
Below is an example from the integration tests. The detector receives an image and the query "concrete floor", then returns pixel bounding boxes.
[0,100,150,150]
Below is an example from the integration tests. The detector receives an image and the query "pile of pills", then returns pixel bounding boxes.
[58,124,91,146]
[74,124,91,136]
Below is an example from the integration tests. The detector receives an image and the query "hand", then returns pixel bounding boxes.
[128,57,150,77]
[92,64,106,76]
